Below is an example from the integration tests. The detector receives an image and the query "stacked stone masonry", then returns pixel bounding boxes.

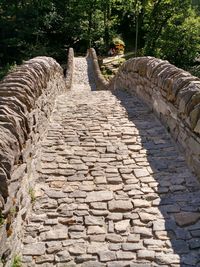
[20,57,200,267]
[0,47,199,266]
[0,52,73,263]
[88,49,200,178]
[110,56,200,177]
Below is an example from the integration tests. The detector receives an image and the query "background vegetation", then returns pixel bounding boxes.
[0,0,200,79]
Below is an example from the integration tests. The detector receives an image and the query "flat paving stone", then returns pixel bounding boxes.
[85,191,113,202]
[21,56,200,267]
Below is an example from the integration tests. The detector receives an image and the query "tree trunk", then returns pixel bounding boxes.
[104,0,111,49]
[135,13,138,56]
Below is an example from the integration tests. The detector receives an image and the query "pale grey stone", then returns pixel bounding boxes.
[156,253,180,264]
[132,199,151,208]
[127,234,140,242]
[69,244,86,255]
[35,254,54,263]
[87,226,106,234]
[85,191,113,202]
[43,230,68,240]
[106,234,123,243]
[133,226,152,237]
[98,251,116,262]
[89,234,106,242]
[90,202,107,210]
[85,216,104,226]
[23,242,46,256]
[137,250,155,260]
[55,250,71,262]
[108,200,133,211]
[133,169,149,177]
[116,251,136,260]
[115,220,130,232]
[107,213,123,221]
[122,243,143,251]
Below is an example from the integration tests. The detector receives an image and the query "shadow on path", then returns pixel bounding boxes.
[112,89,200,267]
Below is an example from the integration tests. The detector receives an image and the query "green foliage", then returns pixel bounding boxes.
[9,207,17,216]
[112,37,125,46]
[144,0,191,55]
[0,210,4,226]
[11,255,22,267]
[0,0,199,68]
[29,188,36,203]
[0,62,17,80]
[155,9,200,66]
[186,65,200,79]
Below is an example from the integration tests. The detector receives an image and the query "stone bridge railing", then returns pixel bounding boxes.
[87,48,109,90]
[0,47,199,262]
[0,49,73,262]
[88,48,200,178]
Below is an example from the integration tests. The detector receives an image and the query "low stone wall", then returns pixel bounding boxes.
[87,48,109,90]
[0,55,68,263]
[112,56,200,178]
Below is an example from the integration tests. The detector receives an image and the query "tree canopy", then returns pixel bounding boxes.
[0,0,199,72]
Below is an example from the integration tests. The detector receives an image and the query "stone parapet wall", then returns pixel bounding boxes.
[87,48,109,90]
[0,55,67,263]
[112,56,200,177]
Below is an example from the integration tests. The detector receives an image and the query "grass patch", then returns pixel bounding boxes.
[11,255,22,267]
[29,188,36,203]
[0,211,4,226]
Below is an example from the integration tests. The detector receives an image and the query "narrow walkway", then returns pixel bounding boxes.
[22,57,200,267]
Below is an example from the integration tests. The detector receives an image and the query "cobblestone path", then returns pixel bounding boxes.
[22,57,200,267]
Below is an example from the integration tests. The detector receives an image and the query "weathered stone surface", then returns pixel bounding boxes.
[156,253,180,264]
[133,226,152,237]
[116,251,135,260]
[85,216,104,226]
[55,250,71,262]
[189,238,200,249]
[42,230,68,240]
[137,250,155,260]
[69,244,86,255]
[133,169,149,178]
[132,199,150,208]
[115,220,130,232]
[113,55,200,178]
[108,200,133,211]
[87,226,106,234]
[15,55,200,267]
[35,254,54,264]
[97,251,116,262]
[122,243,143,251]
[174,212,200,227]
[0,54,68,263]
[82,262,105,267]
[106,234,123,243]
[85,191,113,202]
[23,243,46,256]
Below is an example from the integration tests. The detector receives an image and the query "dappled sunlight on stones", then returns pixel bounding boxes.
[21,57,200,267]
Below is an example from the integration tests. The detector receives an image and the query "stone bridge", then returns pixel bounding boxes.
[0,48,199,267]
